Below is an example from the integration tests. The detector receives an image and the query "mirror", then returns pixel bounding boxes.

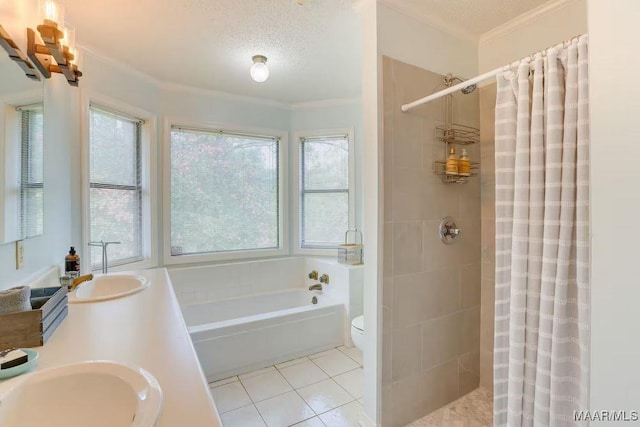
[0,53,44,243]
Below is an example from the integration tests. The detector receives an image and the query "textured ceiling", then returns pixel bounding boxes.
[48,0,551,103]
[381,0,552,37]
[61,0,362,103]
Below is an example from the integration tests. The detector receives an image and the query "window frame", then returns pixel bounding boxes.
[163,118,289,265]
[292,128,355,255]
[19,104,44,238]
[81,93,158,273]
[0,90,43,243]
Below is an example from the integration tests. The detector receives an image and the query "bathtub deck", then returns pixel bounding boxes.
[210,346,364,427]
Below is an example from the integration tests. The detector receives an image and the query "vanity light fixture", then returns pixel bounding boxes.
[27,0,83,86]
[0,25,41,81]
[250,55,269,83]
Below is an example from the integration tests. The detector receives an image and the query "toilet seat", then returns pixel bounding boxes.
[351,315,364,351]
[352,315,364,332]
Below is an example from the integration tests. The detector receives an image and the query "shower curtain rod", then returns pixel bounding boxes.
[400,34,587,113]
[400,65,510,112]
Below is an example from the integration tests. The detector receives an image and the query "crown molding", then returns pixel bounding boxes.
[77,43,162,87]
[291,97,361,110]
[479,0,580,43]
[159,81,292,110]
[76,44,359,111]
[377,0,478,44]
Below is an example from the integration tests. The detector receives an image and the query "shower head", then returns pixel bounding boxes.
[461,84,476,94]
[444,73,476,94]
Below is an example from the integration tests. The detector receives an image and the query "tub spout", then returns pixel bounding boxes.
[69,273,94,291]
[308,284,323,291]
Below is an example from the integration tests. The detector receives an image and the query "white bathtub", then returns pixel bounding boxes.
[182,288,344,381]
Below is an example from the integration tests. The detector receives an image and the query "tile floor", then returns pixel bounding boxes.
[406,387,493,427]
[210,346,365,427]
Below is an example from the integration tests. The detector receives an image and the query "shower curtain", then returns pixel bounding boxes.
[493,35,589,427]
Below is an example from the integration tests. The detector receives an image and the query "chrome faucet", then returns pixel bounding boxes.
[88,240,121,274]
[308,284,323,291]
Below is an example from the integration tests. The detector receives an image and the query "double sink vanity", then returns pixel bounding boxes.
[0,268,223,427]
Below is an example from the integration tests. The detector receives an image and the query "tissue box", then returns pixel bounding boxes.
[0,286,68,349]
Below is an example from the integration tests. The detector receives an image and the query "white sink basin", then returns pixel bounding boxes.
[0,361,162,427]
[69,274,149,303]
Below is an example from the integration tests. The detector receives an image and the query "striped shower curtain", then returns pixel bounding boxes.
[493,35,590,427]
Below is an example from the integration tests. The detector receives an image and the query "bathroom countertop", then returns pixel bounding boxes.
[21,268,222,427]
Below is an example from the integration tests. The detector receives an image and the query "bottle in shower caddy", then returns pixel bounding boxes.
[445,147,459,175]
[458,148,471,176]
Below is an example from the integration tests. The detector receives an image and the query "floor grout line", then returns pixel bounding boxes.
[216,347,365,427]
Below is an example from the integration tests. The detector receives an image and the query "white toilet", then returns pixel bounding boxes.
[350,315,364,351]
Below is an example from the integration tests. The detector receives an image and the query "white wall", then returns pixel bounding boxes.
[478,0,587,73]
[0,43,363,288]
[0,74,74,289]
[291,101,364,231]
[589,0,640,422]
[377,3,478,79]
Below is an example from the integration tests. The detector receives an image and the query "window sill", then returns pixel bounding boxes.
[163,247,289,266]
[293,247,340,257]
[90,257,157,274]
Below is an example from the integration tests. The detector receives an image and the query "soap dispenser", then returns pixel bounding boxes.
[65,247,80,278]
[445,147,458,175]
[458,148,471,176]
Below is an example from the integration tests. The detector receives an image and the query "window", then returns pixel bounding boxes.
[88,106,143,269]
[299,134,352,249]
[169,126,282,258]
[19,104,44,238]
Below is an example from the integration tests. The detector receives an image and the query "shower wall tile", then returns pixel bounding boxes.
[393,272,428,329]
[393,113,424,169]
[391,324,423,381]
[425,268,459,320]
[381,56,481,427]
[421,313,460,370]
[480,349,494,391]
[421,359,459,415]
[382,328,393,385]
[392,374,426,427]
[383,276,394,310]
[383,222,394,278]
[392,167,428,221]
[479,83,497,395]
[392,221,424,275]
[459,262,481,310]
[459,306,481,355]
[459,350,481,396]
[423,181,461,221]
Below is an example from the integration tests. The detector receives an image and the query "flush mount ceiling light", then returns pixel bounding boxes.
[250,55,269,83]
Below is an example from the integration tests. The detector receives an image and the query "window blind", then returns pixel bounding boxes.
[169,126,280,256]
[19,105,44,238]
[300,134,350,248]
[88,106,143,269]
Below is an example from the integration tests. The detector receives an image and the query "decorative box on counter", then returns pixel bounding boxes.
[338,229,364,265]
[0,286,68,348]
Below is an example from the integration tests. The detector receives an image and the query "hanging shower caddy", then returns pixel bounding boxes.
[433,73,480,183]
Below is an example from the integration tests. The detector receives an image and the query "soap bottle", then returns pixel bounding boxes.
[445,147,458,175]
[458,148,471,176]
[65,247,80,278]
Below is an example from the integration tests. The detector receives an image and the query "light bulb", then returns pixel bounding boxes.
[39,0,65,27]
[250,55,269,83]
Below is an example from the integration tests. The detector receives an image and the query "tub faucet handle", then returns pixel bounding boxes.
[319,274,329,284]
[308,270,319,280]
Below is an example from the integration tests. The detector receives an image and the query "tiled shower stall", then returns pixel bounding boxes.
[380,56,486,427]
